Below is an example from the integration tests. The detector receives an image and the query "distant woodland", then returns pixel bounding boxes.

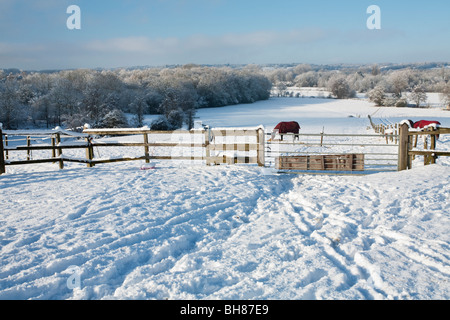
[1,62,449,130]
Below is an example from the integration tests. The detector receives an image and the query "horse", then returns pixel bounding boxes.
[272,121,301,141]
[404,119,441,140]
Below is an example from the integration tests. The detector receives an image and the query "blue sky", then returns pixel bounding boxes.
[0,0,449,70]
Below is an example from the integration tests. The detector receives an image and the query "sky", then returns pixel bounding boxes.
[0,0,449,70]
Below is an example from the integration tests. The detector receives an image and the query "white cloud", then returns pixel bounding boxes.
[85,36,181,54]
[78,28,331,67]
[0,26,442,70]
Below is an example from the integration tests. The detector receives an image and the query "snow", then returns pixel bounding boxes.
[3,128,88,138]
[1,97,449,300]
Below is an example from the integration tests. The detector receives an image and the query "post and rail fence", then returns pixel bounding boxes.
[369,116,450,170]
[397,123,450,170]
[1,122,449,176]
[0,126,265,175]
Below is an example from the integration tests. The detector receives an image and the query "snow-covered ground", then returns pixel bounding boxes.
[1,97,449,300]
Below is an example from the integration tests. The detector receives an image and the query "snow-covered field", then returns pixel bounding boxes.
[1,97,449,300]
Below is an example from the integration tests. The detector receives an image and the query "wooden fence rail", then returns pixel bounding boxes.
[2,123,448,175]
[369,116,450,170]
[1,127,87,172]
[0,127,265,175]
[0,127,5,175]
[397,124,450,170]
[368,115,399,144]
[266,131,399,174]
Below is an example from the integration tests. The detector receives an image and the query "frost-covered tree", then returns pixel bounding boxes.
[0,79,22,129]
[409,84,427,108]
[388,71,408,98]
[158,82,198,130]
[293,64,313,75]
[328,76,355,99]
[358,74,383,93]
[166,108,185,129]
[440,83,450,108]
[79,72,124,125]
[275,82,287,97]
[0,65,274,129]
[150,116,172,131]
[371,64,380,76]
[368,85,386,106]
[387,69,420,98]
[32,94,55,128]
[47,78,81,126]
[295,71,319,87]
[129,93,148,128]
[95,108,128,128]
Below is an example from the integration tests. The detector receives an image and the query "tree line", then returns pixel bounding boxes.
[2,62,449,130]
[265,63,450,107]
[0,65,272,130]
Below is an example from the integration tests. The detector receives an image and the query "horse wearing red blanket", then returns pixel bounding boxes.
[405,119,441,139]
[412,120,441,129]
[272,121,301,141]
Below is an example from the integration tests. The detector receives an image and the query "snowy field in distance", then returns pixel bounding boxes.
[0,96,449,300]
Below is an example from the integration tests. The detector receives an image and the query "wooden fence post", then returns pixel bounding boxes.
[0,126,5,175]
[398,123,410,171]
[27,136,31,161]
[143,133,149,163]
[56,133,64,169]
[430,129,437,165]
[5,135,8,160]
[205,128,211,166]
[394,124,398,144]
[51,136,56,161]
[85,136,94,168]
[257,128,265,167]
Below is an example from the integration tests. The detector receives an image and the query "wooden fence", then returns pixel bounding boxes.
[397,123,450,171]
[276,154,365,172]
[369,116,450,170]
[2,123,448,175]
[266,131,399,174]
[368,115,399,144]
[0,128,89,174]
[0,127,265,175]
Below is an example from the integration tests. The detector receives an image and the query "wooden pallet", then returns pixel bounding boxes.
[276,154,364,172]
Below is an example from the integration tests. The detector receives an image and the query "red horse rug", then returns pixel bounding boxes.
[272,122,301,141]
